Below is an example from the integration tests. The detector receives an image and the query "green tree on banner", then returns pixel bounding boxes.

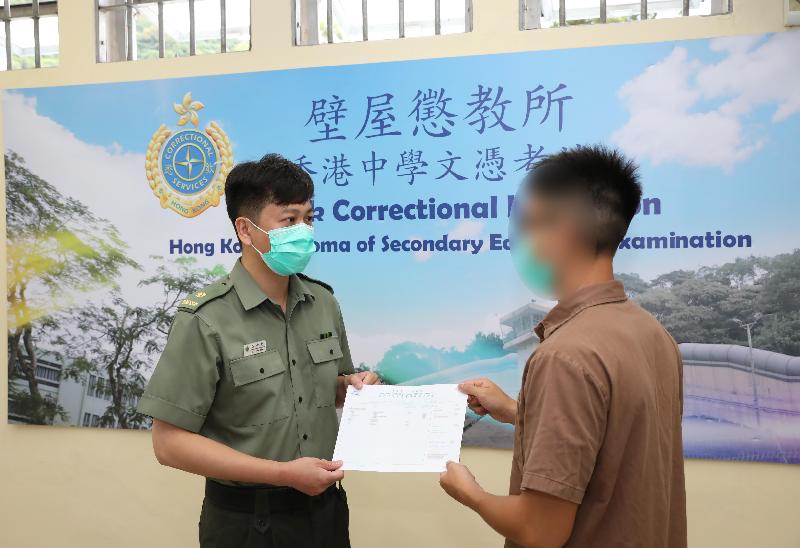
[629,250,800,356]
[52,258,225,429]
[6,151,137,424]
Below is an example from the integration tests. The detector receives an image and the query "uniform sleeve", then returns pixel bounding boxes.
[335,303,355,376]
[138,311,221,432]
[518,350,609,504]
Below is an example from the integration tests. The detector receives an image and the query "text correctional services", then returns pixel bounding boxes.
[313,195,663,223]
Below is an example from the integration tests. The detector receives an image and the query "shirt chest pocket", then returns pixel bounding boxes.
[306,336,343,408]
[228,350,290,427]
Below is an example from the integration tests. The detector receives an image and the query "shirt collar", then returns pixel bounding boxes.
[535,280,628,341]
[290,274,316,304]
[230,260,315,312]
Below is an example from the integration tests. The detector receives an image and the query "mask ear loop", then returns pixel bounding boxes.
[240,217,270,255]
[250,241,265,256]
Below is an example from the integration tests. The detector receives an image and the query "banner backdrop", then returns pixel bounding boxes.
[5,32,799,464]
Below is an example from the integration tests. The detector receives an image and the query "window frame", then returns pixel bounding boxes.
[0,0,59,70]
[293,0,474,46]
[519,0,732,29]
[95,0,251,63]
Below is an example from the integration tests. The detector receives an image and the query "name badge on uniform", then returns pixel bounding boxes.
[243,340,267,357]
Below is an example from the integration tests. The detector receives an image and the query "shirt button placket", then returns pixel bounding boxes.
[286,330,305,450]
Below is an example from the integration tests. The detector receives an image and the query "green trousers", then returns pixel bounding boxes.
[199,484,351,548]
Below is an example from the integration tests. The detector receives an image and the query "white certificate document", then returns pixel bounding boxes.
[333,384,468,473]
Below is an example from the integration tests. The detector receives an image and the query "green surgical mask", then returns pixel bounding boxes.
[510,236,556,300]
[247,220,315,276]
[509,183,555,299]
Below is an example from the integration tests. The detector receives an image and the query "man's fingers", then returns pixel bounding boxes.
[351,371,382,389]
[466,395,488,415]
[350,374,364,389]
[319,459,344,471]
[458,380,485,396]
[328,469,345,482]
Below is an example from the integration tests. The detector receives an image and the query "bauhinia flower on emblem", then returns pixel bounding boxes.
[145,92,233,218]
[173,92,205,128]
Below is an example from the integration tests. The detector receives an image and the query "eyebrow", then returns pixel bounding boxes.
[281,205,313,215]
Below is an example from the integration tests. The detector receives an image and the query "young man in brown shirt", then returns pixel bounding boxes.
[439,146,687,548]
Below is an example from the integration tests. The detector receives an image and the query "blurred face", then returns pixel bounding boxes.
[517,190,591,295]
[235,200,314,253]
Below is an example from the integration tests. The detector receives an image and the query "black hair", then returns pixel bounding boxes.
[525,145,642,256]
[224,153,314,226]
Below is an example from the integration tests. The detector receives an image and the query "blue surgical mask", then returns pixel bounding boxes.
[247,219,315,276]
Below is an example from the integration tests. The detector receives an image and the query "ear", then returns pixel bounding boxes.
[234,217,254,246]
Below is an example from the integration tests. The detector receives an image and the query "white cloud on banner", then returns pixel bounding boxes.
[612,32,800,172]
[413,218,486,262]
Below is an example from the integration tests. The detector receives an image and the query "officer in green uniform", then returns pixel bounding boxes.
[138,153,379,548]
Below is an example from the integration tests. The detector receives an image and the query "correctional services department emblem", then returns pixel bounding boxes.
[145,92,233,218]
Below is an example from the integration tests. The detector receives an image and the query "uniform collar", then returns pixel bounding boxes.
[230,260,315,312]
[535,280,627,341]
[290,275,316,304]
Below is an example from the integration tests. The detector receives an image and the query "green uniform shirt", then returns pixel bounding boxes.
[138,259,354,479]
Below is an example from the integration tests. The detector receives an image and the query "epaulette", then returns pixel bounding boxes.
[177,277,234,313]
[298,273,334,294]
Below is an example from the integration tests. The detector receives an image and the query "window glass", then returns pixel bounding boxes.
[332,0,362,43]
[440,0,467,34]
[162,0,191,57]
[607,1,642,22]
[38,14,58,66]
[225,0,250,51]
[133,2,160,60]
[0,23,7,71]
[565,0,601,26]
[367,0,399,41]
[9,16,34,69]
[403,0,435,38]
[195,0,222,54]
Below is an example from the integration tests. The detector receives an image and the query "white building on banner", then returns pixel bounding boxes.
[680,342,800,428]
[8,351,130,428]
[499,300,554,373]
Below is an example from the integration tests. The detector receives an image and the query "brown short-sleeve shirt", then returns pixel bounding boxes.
[507,281,686,548]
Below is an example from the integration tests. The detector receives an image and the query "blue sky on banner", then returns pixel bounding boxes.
[4,31,799,365]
